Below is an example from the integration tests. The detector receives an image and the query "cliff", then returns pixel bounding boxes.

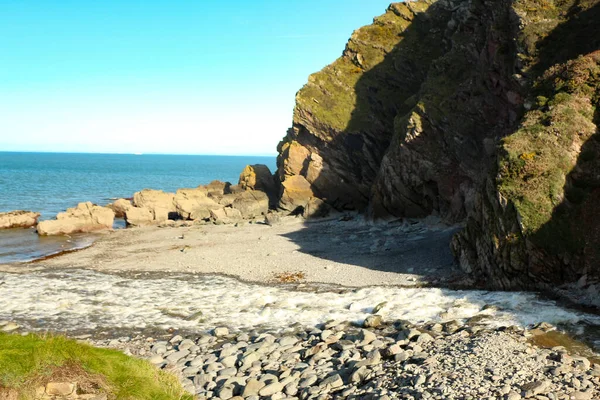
[276,0,600,291]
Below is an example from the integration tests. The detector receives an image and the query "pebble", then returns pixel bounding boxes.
[81,318,600,400]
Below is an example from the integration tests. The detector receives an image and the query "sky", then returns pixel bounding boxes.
[0,1,392,155]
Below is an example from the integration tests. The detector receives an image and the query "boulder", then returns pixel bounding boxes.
[205,180,232,197]
[278,141,311,179]
[231,190,269,219]
[0,211,40,229]
[279,175,314,212]
[216,194,238,207]
[239,164,277,197]
[124,206,158,227]
[133,189,176,219]
[37,202,114,236]
[107,198,131,218]
[210,207,243,224]
[303,197,331,219]
[174,188,223,220]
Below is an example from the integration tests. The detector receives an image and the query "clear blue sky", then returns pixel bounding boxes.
[0,1,392,155]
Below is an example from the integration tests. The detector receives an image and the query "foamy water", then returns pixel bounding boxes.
[1,270,599,345]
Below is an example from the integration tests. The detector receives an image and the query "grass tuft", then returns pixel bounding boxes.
[0,333,193,400]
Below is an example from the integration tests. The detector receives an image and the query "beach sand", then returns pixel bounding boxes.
[0,214,464,287]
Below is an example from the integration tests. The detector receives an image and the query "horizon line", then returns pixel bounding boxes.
[0,150,278,157]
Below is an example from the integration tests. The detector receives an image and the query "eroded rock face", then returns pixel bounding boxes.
[276,0,518,221]
[37,202,114,236]
[0,211,40,229]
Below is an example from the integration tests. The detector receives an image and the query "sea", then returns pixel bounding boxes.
[0,152,276,263]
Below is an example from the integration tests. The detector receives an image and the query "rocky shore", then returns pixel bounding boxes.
[88,320,599,400]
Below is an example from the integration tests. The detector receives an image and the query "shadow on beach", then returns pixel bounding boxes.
[279,215,463,286]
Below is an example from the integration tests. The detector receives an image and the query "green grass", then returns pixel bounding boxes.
[0,333,194,400]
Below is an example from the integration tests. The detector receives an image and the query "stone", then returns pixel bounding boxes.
[506,393,522,400]
[149,354,164,364]
[264,211,281,226]
[231,190,269,219]
[107,198,131,218]
[238,165,277,198]
[302,197,331,219]
[320,373,343,388]
[205,180,232,197]
[521,380,550,397]
[220,355,238,368]
[568,390,595,400]
[166,350,189,364]
[133,189,176,217]
[573,357,591,370]
[278,336,299,347]
[0,210,40,229]
[45,382,75,396]
[123,206,155,227]
[359,329,377,345]
[210,207,242,224]
[351,366,368,383]
[214,327,229,337]
[363,315,383,328]
[258,382,284,397]
[382,344,402,358]
[1,322,19,332]
[173,188,222,220]
[37,202,114,235]
[278,175,314,212]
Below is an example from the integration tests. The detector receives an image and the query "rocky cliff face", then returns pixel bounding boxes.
[453,0,600,290]
[276,0,600,290]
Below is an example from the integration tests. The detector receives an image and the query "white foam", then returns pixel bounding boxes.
[0,270,598,333]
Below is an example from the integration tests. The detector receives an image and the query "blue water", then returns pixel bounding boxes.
[0,152,277,263]
[0,152,276,219]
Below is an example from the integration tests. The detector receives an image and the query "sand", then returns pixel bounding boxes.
[0,214,465,287]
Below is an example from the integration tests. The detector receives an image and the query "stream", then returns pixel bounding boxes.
[1,269,599,358]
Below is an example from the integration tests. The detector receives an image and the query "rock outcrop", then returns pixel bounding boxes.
[239,164,278,207]
[275,0,600,290]
[231,190,269,219]
[37,202,114,236]
[124,180,272,226]
[173,188,222,221]
[107,198,131,219]
[0,211,40,229]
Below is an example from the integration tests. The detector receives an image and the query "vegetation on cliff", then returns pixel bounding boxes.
[0,333,192,400]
